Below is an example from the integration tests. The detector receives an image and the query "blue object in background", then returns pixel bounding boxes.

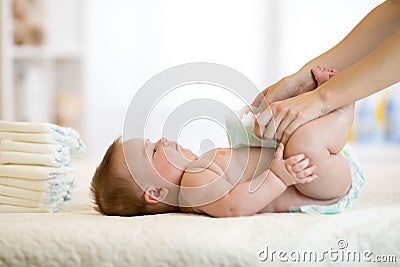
[385,91,400,143]
[355,97,383,143]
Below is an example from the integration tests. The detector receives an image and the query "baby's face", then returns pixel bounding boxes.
[120,138,197,188]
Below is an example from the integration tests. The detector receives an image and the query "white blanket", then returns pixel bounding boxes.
[0,146,399,266]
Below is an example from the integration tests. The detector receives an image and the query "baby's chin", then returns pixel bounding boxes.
[178,145,197,161]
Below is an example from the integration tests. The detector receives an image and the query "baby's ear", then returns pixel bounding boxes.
[144,186,169,204]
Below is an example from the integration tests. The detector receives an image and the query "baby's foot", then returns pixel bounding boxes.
[312,65,337,86]
[313,65,355,125]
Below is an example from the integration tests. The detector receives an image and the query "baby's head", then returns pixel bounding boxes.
[91,137,197,216]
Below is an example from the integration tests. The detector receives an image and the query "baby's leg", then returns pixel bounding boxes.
[284,66,354,200]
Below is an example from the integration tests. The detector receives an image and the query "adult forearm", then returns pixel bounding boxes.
[318,30,400,113]
[295,0,400,90]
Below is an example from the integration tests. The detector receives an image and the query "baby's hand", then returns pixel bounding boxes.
[270,143,317,186]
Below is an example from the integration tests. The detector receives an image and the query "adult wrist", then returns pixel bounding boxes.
[313,87,332,116]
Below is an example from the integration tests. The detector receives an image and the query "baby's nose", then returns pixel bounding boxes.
[160,138,168,146]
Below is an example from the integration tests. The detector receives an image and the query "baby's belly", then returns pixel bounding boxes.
[259,186,342,213]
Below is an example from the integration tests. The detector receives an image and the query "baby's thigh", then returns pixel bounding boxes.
[294,153,351,200]
[284,121,351,200]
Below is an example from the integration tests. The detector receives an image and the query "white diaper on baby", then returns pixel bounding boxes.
[225,109,278,148]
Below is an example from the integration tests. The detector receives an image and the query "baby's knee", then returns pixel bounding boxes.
[284,125,328,162]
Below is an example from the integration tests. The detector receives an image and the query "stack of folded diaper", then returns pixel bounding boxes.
[0,120,86,213]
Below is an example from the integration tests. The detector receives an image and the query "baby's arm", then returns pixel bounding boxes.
[182,144,316,217]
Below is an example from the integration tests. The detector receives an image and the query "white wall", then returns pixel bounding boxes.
[83,0,271,160]
[83,0,384,161]
[273,0,384,79]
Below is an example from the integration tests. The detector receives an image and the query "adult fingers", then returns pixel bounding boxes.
[251,93,264,109]
[275,115,295,142]
[280,117,306,144]
[251,90,270,112]
[254,107,273,139]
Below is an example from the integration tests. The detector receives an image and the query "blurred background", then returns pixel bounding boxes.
[1,0,399,163]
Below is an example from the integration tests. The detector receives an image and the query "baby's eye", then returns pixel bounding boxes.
[152,147,157,157]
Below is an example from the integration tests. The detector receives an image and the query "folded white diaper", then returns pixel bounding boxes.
[0,120,86,157]
[0,151,70,167]
[0,184,64,202]
[0,164,69,180]
[0,195,63,212]
[0,194,63,208]
[0,121,85,213]
[0,120,62,133]
[225,109,277,148]
[0,140,70,157]
[0,176,63,191]
[0,132,62,144]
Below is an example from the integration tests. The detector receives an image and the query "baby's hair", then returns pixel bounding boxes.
[90,137,147,216]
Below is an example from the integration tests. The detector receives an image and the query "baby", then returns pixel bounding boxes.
[91,66,361,217]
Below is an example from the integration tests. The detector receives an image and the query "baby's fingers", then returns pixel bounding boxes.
[295,165,317,178]
[291,158,310,172]
[295,174,318,184]
[274,143,285,160]
[287,154,305,165]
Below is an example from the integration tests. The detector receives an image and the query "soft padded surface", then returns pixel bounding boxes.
[0,145,399,266]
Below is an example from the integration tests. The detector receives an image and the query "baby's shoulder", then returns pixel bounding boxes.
[179,159,231,209]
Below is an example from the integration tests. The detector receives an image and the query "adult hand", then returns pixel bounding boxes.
[254,90,326,144]
[252,76,306,114]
